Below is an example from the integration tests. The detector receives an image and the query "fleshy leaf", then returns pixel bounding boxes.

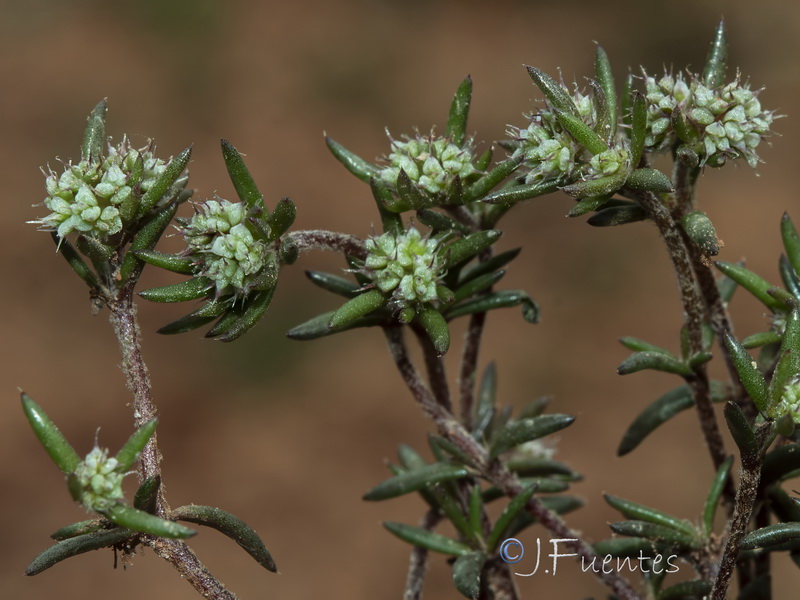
[452,551,485,600]
[489,414,574,459]
[383,521,471,556]
[21,393,81,475]
[26,527,133,576]
[221,139,264,211]
[363,463,470,501]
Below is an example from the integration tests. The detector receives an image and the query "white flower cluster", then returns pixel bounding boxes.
[380,132,478,195]
[643,71,774,167]
[180,198,270,297]
[74,446,125,512]
[35,138,167,239]
[365,227,444,310]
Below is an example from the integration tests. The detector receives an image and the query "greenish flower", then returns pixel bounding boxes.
[34,137,168,239]
[380,130,478,196]
[73,446,126,512]
[179,198,275,298]
[775,379,800,425]
[642,70,775,167]
[364,227,445,312]
[508,111,583,184]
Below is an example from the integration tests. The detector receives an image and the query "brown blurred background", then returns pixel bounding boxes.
[2,0,798,598]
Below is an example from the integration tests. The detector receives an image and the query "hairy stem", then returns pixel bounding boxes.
[403,510,441,600]
[151,537,238,600]
[383,327,640,600]
[287,229,367,259]
[459,313,486,430]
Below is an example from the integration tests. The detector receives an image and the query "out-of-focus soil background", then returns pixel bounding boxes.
[2,0,798,598]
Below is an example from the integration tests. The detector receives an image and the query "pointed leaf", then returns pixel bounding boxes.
[446,76,472,147]
[213,287,276,342]
[326,135,380,183]
[363,463,470,501]
[629,91,647,166]
[608,520,698,549]
[305,270,359,297]
[779,254,800,299]
[396,168,431,209]
[487,483,538,550]
[458,248,521,284]
[81,99,108,164]
[482,179,559,205]
[221,139,264,211]
[681,210,720,257]
[619,336,673,354]
[724,401,758,462]
[452,270,506,304]
[452,550,485,599]
[133,475,161,514]
[702,456,733,538]
[703,18,728,88]
[416,306,450,356]
[442,230,501,270]
[114,418,158,471]
[564,171,628,200]
[554,108,608,155]
[604,494,697,540]
[329,288,386,330]
[625,168,674,193]
[594,44,617,141]
[566,194,613,218]
[139,277,212,303]
[489,414,574,459]
[445,290,539,323]
[21,393,81,474]
[50,519,111,541]
[724,332,769,412]
[119,203,180,284]
[104,504,195,539]
[616,351,692,376]
[135,250,194,274]
[715,261,789,312]
[51,233,98,289]
[172,504,277,572]
[525,66,578,116]
[265,197,296,241]
[384,521,471,556]
[740,522,800,550]
[137,146,192,217]
[463,155,524,203]
[26,527,133,576]
[781,212,800,277]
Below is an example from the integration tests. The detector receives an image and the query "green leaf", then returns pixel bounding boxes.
[452,551,485,599]
[305,270,359,297]
[703,18,728,88]
[481,179,558,205]
[446,76,472,147]
[566,194,613,218]
[616,351,692,376]
[489,414,574,459]
[369,177,404,231]
[604,494,697,540]
[104,504,195,539]
[458,248,521,285]
[761,443,800,490]
[618,384,718,456]
[505,495,583,537]
[172,504,277,572]
[452,270,506,304]
[524,66,579,117]
[723,332,769,413]
[50,519,111,541]
[133,475,161,514]
[564,171,628,201]
[21,393,81,475]
[681,211,720,257]
[114,418,158,471]
[81,99,108,164]
[265,197,296,241]
[157,300,229,335]
[26,527,133,576]
[212,287,276,342]
[383,521,471,556]
[221,139,264,211]
[629,91,647,166]
[625,168,674,193]
[554,108,608,155]
[139,276,213,303]
[76,234,114,263]
[119,203,181,284]
[463,156,524,203]
[416,306,450,356]
[781,212,800,278]
[326,135,380,183]
[779,254,800,299]
[702,456,733,539]
[619,336,672,354]
[363,463,470,501]
[473,362,497,438]
[137,146,192,217]
[329,288,386,330]
[51,233,98,289]
[741,331,782,349]
[487,483,538,550]
[443,230,501,270]
[428,434,476,467]
[724,401,758,462]
[715,261,790,312]
[134,250,194,275]
[397,168,432,209]
[608,520,698,549]
[506,456,580,479]
[445,290,539,323]
[593,44,617,141]
[416,208,471,236]
[740,522,800,550]
[592,537,652,558]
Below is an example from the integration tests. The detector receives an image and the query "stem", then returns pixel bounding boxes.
[383,327,640,600]
[459,313,486,430]
[635,190,729,472]
[709,428,768,599]
[287,229,367,259]
[403,510,441,600]
[107,289,238,600]
[412,326,452,411]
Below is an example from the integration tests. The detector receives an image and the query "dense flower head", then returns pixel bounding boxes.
[179,198,273,298]
[364,227,445,310]
[74,446,126,512]
[380,130,478,196]
[34,137,168,239]
[642,70,775,167]
[775,379,800,425]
